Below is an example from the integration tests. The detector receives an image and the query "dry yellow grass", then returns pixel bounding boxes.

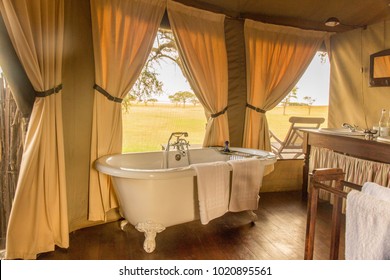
[122,104,328,152]
[122,103,206,152]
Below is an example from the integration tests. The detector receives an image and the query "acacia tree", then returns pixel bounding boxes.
[168,91,196,107]
[318,51,328,63]
[281,86,298,115]
[122,93,137,113]
[190,95,199,106]
[122,29,186,111]
[122,63,163,111]
[150,29,183,70]
[303,96,316,115]
[147,98,158,106]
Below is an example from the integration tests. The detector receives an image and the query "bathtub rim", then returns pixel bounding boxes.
[94,147,276,180]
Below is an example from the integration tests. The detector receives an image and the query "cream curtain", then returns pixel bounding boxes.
[167,0,229,147]
[88,0,165,221]
[309,147,390,188]
[243,20,327,153]
[0,0,68,259]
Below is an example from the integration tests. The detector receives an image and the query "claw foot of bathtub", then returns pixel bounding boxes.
[135,221,165,253]
[247,210,258,223]
[120,220,129,231]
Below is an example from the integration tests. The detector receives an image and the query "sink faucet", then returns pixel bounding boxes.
[342,123,358,132]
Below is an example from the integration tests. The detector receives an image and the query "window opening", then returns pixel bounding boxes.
[268,52,330,159]
[122,29,206,153]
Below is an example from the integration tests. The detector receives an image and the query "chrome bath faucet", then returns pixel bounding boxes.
[166,132,190,153]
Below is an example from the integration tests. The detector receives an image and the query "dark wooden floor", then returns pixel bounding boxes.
[38,191,345,260]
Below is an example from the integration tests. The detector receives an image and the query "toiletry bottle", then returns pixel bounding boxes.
[378,109,388,137]
[223,140,230,152]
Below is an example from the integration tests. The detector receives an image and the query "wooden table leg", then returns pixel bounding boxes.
[302,133,311,201]
[329,178,344,260]
[304,185,318,260]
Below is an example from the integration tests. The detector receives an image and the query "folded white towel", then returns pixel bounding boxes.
[346,190,390,260]
[191,161,230,225]
[362,182,390,202]
[227,158,264,212]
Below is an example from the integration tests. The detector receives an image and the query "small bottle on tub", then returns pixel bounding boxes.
[223,140,231,153]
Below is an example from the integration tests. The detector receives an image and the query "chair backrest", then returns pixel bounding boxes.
[284,116,325,148]
[289,116,325,127]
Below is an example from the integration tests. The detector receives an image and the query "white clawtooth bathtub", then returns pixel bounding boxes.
[95,147,276,253]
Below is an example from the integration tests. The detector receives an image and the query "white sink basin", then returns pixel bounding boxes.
[318,128,366,136]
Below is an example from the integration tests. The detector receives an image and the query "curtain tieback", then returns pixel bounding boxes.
[211,106,228,118]
[35,84,63,98]
[246,103,266,114]
[94,84,123,103]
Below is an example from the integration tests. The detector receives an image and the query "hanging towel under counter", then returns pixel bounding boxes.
[191,161,230,225]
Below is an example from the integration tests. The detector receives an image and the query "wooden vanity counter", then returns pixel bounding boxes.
[301,129,390,200]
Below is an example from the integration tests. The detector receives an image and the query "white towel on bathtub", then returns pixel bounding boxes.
[191,161,230,225]
[345,190,390,260]
[227,158,264,212]
[362,182,390,202]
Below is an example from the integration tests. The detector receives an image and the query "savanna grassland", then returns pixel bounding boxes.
[122,103,328,152]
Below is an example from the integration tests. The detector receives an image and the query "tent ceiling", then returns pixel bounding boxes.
[178,0,390,32]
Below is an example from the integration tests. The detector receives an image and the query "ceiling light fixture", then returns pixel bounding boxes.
[324,17,366,30]
[324,17,340,27]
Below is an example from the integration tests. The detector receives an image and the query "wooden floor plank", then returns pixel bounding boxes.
[37,191,345,260]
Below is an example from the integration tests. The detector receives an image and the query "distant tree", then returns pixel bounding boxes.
[303,96,316,115]
[281,86,298,115]
[318,51,328,64]
[168,94,181,106]
[190,95,199,106]
[122,93,137,113]
[169,91,196,107]
[129,65,163,106]
[148,98,158,106]
[123,29,188,112]
[150,29,183,71]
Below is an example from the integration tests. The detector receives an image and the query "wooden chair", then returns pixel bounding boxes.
[269,116,325,159]
[304,168,362,260]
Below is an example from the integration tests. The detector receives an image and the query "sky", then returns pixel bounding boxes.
[155,59,192,102]
[154,51,331,106]
[295,53,330,105]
